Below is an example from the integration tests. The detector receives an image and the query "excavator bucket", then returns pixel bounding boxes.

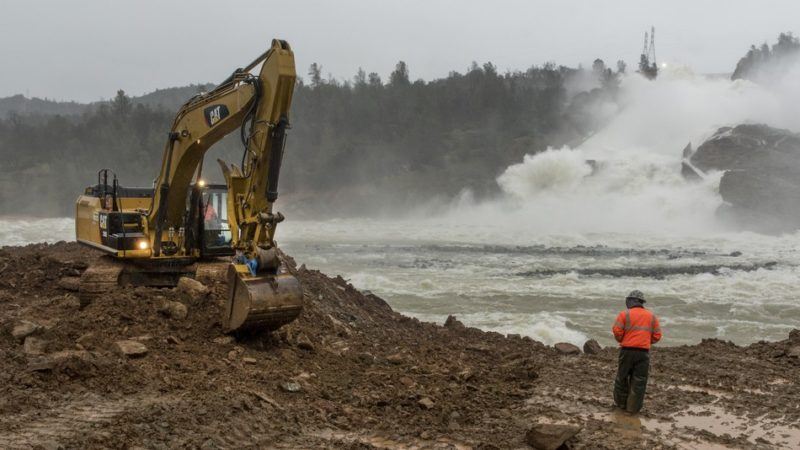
[222,263,303,333]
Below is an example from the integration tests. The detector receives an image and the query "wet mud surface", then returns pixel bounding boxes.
[0,242,799,449]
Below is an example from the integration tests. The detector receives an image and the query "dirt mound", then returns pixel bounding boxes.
[1,243,799,449]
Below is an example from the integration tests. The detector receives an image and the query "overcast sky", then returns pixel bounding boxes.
[2,0,797,102]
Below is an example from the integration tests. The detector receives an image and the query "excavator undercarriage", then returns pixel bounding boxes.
[78,254,301,332]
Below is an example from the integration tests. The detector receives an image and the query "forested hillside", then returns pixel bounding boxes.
[0,60,620,217]
[732,32,800,82]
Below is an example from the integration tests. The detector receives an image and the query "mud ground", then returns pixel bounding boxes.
[0,242,799,449]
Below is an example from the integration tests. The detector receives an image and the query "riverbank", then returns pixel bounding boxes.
[0,242,798,448]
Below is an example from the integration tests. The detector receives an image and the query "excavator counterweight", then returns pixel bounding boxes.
[74,39,302,333]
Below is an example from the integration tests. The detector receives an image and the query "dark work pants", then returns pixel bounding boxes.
[613,348,650,413]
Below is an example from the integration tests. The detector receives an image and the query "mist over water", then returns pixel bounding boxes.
[280,68,800,346]
[448,65,800,237]
[4,67,800,346]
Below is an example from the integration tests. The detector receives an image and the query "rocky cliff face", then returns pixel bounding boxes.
[688,124,800,232]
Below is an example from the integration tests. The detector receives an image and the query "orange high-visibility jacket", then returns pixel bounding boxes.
[612,307,662,350]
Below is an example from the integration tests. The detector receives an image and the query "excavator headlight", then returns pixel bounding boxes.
[197,179,206,187]
[137,240,149,250]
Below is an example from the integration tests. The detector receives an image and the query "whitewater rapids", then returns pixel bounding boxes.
[3,216,799,347]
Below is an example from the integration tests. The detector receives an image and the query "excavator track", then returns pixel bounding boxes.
[78,257,124,307]
[79,258,229,307]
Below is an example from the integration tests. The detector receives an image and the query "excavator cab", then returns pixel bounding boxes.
[196,184,234,257]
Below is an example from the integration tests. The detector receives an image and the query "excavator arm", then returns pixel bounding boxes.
[148,39,296,262]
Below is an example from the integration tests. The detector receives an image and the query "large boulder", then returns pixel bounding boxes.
[525,423,581,450]
[688,124,800,232]
[444,315,465,330]
[176,277,210,300]
[583,339,603,355]
[158,300,188,320]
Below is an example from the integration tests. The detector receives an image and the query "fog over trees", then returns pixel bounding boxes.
[0,58,625,217]
[6,28,793,219]
[732,32,800,82]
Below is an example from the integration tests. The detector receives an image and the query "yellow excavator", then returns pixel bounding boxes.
[74,39,302,333]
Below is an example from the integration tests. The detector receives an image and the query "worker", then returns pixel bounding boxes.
[612,290,662,414]
[204,201,218,223]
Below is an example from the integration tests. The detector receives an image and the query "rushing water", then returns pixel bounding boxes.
[3,67,800,347]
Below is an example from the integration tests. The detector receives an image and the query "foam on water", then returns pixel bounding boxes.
[281,233,800,346]
[0,217,73,247]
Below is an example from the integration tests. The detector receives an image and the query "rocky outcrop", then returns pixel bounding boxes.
[688,124,800,232]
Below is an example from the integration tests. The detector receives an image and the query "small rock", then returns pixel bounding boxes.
[787,346,800,359]
[62,294,81,309]
[133,286,149,297]
[357,352,375,364]
[11,321,40,341]
[399,376,415,387]
[525,423,582,450]
[729,251,743,257]
[176,277,210,299]
[458,368,475,382]
[466,344,492,353]
[76,332,95,345]
[166,335,181,345]
[418,397,435,409]
[242,357,257,364]
[38,440,61,450]
[444,315,465,330]
[296,334,315,352]
[57,277,81,291]
[114,340,148,358]
[75,332,96,350]
[280,381,302,393]
[583,339,603,355]
[213,336,235,345]
[27,350,95,373]
[386,353,404,365]
[23,336,48,355]
[200,438,221,450]
[554,342,581,356]
[158,300,188,320]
